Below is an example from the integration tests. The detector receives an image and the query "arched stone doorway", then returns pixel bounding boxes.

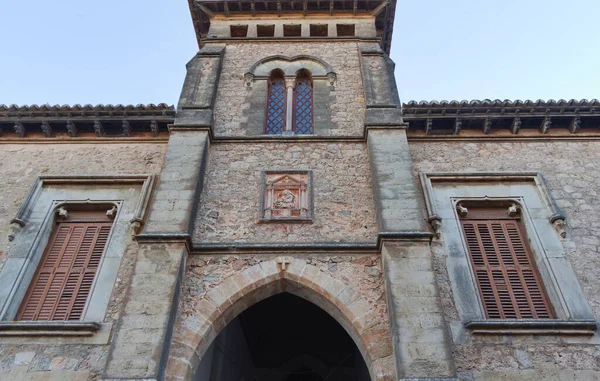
[194,292,370,380]
[166,258,396,381]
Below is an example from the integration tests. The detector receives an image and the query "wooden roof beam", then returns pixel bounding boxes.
[197,3,215,17]
[371,0,388,16]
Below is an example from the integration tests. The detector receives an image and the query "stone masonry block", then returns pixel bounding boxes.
[283,258,308,282]
[205,286,233,312]
[258,260,282,283]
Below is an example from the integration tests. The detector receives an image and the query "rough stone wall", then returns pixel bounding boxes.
[194,142,377,243]
[212,41,365,136]
[410,140,600,379]
[0,143,166,380]
[182,254,388,328]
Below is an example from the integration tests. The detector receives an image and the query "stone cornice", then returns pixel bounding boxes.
[403,98,600,136]
[0,103,174,139]
[189,0,397,54]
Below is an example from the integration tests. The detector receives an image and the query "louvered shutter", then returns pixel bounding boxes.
[460,209,554,319]
[17,217,112,321]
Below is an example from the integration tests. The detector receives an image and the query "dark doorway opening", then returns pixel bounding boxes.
[194,292,371,381]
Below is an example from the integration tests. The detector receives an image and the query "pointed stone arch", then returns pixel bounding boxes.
[166,258,396,381]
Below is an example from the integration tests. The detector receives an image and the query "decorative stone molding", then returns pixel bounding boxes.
[66,120,78,137]
[326,72,337,86]
[245,54,336,86]
[551,214,567,238]
[403,98,600,137]
[428,216,442,239]
[276,256,293,271]
[121,120,132,137]
[93,120,105,137]
[56,206,69,219]
[244,72,254,87]
[420,172,566,239]
[465,319,597,336]
[41,121,53,137]
[150,119,159,137]
[507,202,521,217]
[455,203,468,217]
[10,174,155,238]
[0,321,101,337]
[1,175,156,324]
[418,171,595,328]
[260,171,313,223]
[13,122,25,138]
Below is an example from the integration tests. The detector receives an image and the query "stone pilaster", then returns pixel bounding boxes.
[103,129,210,379]
[103,243,187,380]
[176,46,225,127]
[142,130,210,236]
[382,241,455,379]
[368,127,455,379]
[367,128,428,233]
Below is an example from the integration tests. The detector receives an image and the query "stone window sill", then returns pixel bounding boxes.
[465,319,597,336]
[259,217,313,224]
[0,321,101,337]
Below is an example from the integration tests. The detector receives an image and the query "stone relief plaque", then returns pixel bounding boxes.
[261,171,313,222]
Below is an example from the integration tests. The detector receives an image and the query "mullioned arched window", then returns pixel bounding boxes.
[265,69,286,135]
[293,69,314,135]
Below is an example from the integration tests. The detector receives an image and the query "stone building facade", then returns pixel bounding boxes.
[0,1,598,380]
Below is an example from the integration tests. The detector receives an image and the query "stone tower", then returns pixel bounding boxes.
[104,0,454,380]
[0,2,599,381]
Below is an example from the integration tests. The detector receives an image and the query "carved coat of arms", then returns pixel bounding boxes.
[261,171,312,222]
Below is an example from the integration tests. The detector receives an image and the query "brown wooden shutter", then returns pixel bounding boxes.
[460,208,554,319]
[17,215,113,321]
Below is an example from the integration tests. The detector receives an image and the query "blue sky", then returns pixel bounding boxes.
[1,0,598,106]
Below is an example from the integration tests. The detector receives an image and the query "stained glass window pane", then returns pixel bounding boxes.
[265,77,286,135]
[294,78,313,135]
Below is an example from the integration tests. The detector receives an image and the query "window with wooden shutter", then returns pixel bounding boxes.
[16,210,113,321]
[459,206,554,319]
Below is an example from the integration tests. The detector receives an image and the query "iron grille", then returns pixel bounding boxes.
[293,78,314,135]
[265,77,286,135]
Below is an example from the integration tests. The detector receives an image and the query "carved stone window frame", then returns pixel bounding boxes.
[0,175,154,342]
[259,170,314,223]
[419,172,596,335]
[244,55,336,137]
